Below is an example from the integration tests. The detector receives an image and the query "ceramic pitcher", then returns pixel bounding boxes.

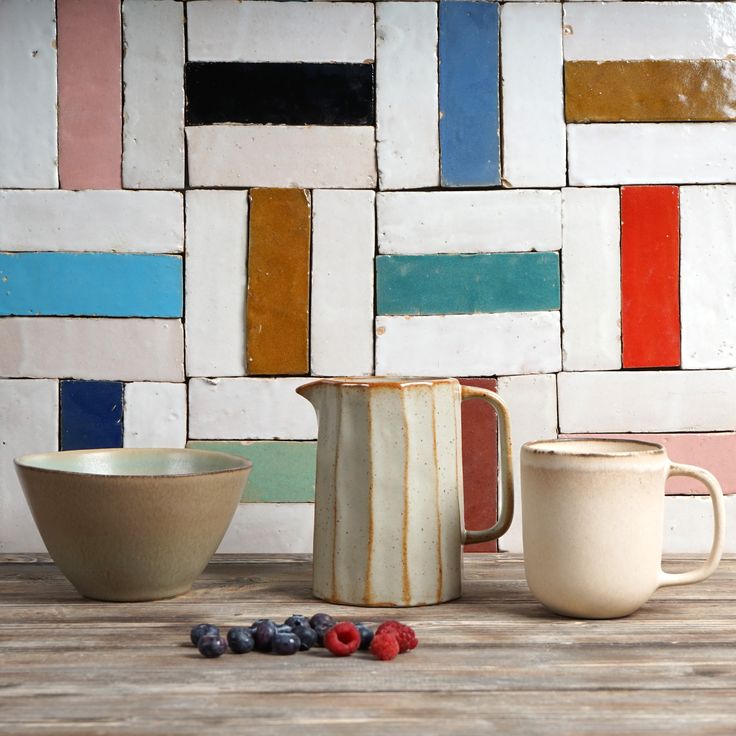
[297,377,514,607]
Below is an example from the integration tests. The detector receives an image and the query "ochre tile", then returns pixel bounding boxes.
[247,189,311,375]
[566,60,736,123]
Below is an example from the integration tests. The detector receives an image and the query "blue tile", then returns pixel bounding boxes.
[60,381,124,451]
[376,253,560,315]
[439,1,500,187]
[0,253,182,317]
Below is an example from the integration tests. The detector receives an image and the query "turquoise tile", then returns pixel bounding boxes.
[0,252,182,317]
[376,253,560,315]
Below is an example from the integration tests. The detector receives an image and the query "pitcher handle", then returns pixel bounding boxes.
[657,462,725,588]
[460,386,514,544]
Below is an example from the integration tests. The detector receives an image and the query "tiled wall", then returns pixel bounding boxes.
[2,0,736,554]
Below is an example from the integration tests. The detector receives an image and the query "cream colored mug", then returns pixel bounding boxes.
[521,439,725,619]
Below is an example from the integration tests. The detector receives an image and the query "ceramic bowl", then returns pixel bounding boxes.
[14,448,252,602]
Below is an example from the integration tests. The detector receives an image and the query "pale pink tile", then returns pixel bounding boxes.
[560,433,736,495]
[57,0,122,189]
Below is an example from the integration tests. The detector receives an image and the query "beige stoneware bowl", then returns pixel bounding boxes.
[14,448,252,602]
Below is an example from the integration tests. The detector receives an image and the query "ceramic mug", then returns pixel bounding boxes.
[521,439,725,619]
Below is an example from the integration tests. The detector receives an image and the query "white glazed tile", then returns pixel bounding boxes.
[375,312,562,376]
[496,374,558,553]
[681,186,736,369]
[377,190,562,254]
[564,2,736,61]
[0,318,184,381]
[501,3,565,188]
[0,0,57,188]
[558,370,736,433]
[187,0,374,63]
[217,503,314,554]
[123,383,187,449]
[568,124,736,186]
[189,378,318,440]
[0,191,184,252]
[0,379,57,553]
[663,495,736,554]
[561,188,621,371]
[376,2,439,190]
[186,126,376,189]
[185,190,248,377]
[311,190,375,376]
[122,0,185,189]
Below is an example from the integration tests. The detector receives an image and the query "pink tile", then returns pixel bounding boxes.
[57,0,122,189]
[560,433,736,495]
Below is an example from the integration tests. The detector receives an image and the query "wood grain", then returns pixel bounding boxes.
[1,554,735,734]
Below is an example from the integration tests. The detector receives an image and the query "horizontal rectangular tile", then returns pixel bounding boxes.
[0,191,184,252]
[187,441,316,503]
[558,371,736,433]
[376,312,561,376]
[566,60,736,123]
[0,0,57,188]
[560,433,736,495]
[185,62,374,126]
[123,383,186,449]
[217,503,314,554]
[663,496,736,554]
[377,190,562,254]
[0,253,182,317]
[187,0,374,63]
[0,318,184,381]
[568,124,736,186]
[60,380,123,451]
[376,253,560,315]
[564,2,736,62]
[188,378,317,440]
[186,126,376,189]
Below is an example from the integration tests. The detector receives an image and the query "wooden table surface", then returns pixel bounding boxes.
[1,553,735,735]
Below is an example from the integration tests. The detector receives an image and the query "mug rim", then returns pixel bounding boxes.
[523,438,665,457]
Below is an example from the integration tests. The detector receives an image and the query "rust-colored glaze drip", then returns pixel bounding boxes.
[330,389,342,603]
[401,390,411,607]
[431,392,444,603]
[565,59,736,123]
[363,393,374,605]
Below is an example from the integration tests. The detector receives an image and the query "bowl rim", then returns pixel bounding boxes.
[14,447,253,478]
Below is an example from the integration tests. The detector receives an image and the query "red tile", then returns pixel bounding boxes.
[459,377,498,553]
[57,0,122,189]
[621,186,680,368]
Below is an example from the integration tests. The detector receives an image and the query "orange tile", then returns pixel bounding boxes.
[566,59,736,123]
[247,188,311,375]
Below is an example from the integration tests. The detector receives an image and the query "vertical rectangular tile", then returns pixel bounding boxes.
[0,0,57,188]
[123,383,186,449]
[185,190,248,377]
[247,189,311,376]
[60,380,124,451]
[621,186,680,368]
[459,378,498,553]
[439,2,500,187]
[501,3,565,188]
[311,190,375,376]
[681,186,736,369]
[0,379,58,553]
[57,0,122,189]
[562,188,621,371]
[122,0,184,188]
[376,2,439,190]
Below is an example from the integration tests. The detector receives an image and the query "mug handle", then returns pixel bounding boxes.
[657,462,725,589]
[459,386,514,544]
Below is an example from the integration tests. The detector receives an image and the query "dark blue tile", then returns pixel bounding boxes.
[60,380,123,451]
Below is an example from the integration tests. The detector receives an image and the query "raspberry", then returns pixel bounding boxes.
[369,633,400,661]
[324,622,361,657]
[376,621,417,653]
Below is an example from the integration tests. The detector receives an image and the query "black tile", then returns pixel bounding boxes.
[185,62,375,126]
[60,380,123,451]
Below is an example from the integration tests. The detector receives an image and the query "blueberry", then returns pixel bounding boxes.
[276,624,294,634]
[355,623,374,650]
[253,620,277,652]
[227,627,254,654]
[284,614,310,629]
[198,634,227,658]
[271,632,300,655]
[292,624,318,651]
[309,612,335,630]
[190,623,219,646]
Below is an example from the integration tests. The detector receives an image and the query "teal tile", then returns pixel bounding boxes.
[376,252,560,315]
[187,441,316,503]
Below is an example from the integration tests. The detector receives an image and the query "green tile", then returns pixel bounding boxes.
[187,441,316,503]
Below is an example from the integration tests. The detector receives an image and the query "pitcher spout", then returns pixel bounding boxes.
[295,379,325,408]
